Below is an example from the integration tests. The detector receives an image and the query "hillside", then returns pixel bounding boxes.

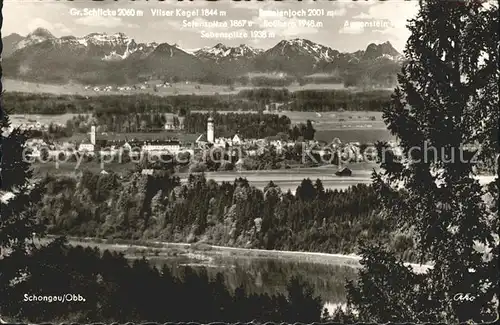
[3,29,404,87]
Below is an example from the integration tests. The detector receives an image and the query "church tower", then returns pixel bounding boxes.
[90,125,96,145]
[207,116,214,143]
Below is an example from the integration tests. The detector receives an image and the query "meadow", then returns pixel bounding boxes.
[11,108,391,144]
[190,110,392,142]
[191,110,387,130]
[33,161,136,178]
[4,78,392,97]
[3,78,238,96]
[9,113,87,126]
[315,129,393,143]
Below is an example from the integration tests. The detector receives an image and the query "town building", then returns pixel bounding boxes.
[207,116,214,143]
[141,140,181,154]
[90,126,96,145]
[141,169,154,175]
[78,143,95,152]
[196,115,215,146]
[232,134,242,145]
[213,138,228,148]
[196,133,208,146]
[78,125,96,152]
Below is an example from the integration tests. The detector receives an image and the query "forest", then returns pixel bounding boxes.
[5,89,392,115]
[46,111,316,141]
[82,111,293,138]
[35,171,417,263]
[183,112,293,139]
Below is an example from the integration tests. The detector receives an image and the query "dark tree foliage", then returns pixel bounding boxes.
[346,243,430,322]
[237,88,291,103]
[183,112,292,139]
[4,238,323,323]
[5,89,392,115]
[345,1,499,322]
[285,277,324,322]
[0,81,46,319]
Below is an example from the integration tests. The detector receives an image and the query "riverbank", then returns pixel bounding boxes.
[42,235,432,274]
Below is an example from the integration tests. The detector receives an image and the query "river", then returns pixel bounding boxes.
[37,237,431,314]
[46,237,358,312]
[149,254,355,313]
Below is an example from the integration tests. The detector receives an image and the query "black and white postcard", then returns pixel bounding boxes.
[0,0,498,324]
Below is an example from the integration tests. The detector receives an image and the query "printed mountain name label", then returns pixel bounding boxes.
[151,8,223,17]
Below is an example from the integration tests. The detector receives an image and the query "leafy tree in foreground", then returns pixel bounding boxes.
[0,83,48,317]
[285,276,323,322]
[346,0,499,323]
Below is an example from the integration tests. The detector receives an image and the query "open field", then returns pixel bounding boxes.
[31,162,377,181]
[4,78,239,96]
[190,110,391,141]
[280,111,390,141]
[188,169,496,194]
[4,78,391,97]
[33,161,137,178]
[285,84,392,92]
[279,111,384,127]
[11,109,392,143]
[315,129,393,143]
[179,165,377,193]
[9,113,87,127]
[31,161,378,188]
[227,110,391,142]
[32,160,496,194]
[190,110,385,126]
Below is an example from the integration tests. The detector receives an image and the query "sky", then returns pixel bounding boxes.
[2,0,421,53]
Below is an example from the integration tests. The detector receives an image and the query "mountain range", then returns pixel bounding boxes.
[2,28,404,86]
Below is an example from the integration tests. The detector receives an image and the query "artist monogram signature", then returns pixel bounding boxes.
[453,293,476,302]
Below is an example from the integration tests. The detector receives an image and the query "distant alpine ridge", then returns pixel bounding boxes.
[2,28,404,86]
[194,43,264,61]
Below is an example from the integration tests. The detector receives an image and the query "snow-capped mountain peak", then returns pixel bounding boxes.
[269,38,339,62]
[3,29,404,87]
[84,32,134,47]
[195,43,263,61]
[14,27,55,51]
[8,29,160,61]
[103,38,139,61]
[362,41,402,61]
[30,27,55,39]
[171,43,197,55]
